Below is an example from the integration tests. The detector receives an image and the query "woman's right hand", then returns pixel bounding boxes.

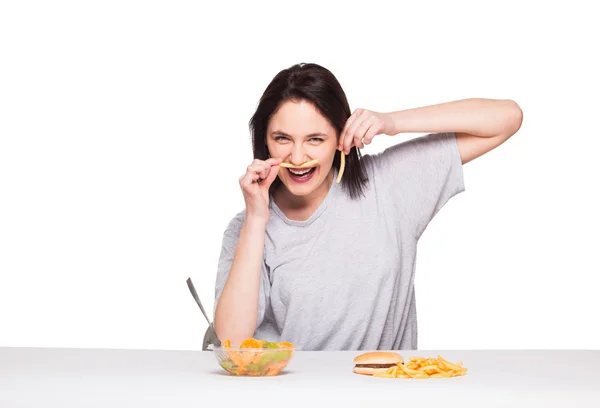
[238,157,282,222]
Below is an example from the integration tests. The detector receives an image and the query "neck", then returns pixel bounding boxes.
[274,169,334,221]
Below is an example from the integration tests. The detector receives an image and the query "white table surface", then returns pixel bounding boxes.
[1,347,599,407]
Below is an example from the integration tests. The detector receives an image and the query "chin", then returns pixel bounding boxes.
[282,182,317,197]
[280,166,325,197]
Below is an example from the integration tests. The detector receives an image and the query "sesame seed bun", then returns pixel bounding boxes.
[353,351,404,365]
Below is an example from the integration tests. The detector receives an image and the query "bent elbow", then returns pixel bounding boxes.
[504,99,523,137]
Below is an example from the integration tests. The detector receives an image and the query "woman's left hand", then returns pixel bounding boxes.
[339,109,396,154]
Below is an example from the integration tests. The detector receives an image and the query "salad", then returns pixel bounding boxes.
[214,338,295,376]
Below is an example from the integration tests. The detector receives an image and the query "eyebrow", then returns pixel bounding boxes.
[271,130,329,138]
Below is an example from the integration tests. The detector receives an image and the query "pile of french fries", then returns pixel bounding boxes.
[373,355,468,379]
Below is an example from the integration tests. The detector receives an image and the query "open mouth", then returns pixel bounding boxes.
[287,167,316,183]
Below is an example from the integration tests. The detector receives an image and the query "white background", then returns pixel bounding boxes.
[1,0,598,351]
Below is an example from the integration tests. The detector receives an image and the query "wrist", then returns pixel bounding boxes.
[244,215,269,230]
[389,110,409,135]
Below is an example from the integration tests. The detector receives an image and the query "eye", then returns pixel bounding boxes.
[274,136,289,142]
[309,137,324,143]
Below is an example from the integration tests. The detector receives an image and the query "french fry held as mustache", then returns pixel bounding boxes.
[278,150,345,184]
[278,159,319,168]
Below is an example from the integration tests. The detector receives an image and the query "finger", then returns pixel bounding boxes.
[342,111,365,152]
[245,163,263,178]
[340,109,361,145]
[248,158,281,182]
[261,164,280,189]
[265,157,282,166]
[353,122,371,149]
[250,166,269,180]
[354,116,378,148]
[239,170,259,189]
[344,110,371,154]
[339,109,362,150]
[343,109,370,154]
[363,120,383,145]
[250,157,281,168]
[342,122,359,154]
[256,158,282,177]
[247,161,272,177]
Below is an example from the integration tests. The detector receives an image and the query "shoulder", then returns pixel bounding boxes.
[217,210,247,252]
[223,209,246,234]
[364,132,457,162]
[362,132,459,174]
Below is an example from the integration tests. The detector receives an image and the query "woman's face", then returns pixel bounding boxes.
[266,100,338,198]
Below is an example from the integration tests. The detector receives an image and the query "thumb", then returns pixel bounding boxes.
[261,164,280,190]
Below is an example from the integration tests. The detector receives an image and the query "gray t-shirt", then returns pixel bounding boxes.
[213,132,465,350]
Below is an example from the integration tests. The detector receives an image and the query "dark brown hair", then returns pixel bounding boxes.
[249,62,369,199]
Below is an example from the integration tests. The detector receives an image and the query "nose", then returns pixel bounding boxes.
[289,144,308,166]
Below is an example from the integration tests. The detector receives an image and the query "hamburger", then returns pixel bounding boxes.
[353,351,404,375]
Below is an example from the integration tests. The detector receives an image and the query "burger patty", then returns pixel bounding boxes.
[354,364,397,368]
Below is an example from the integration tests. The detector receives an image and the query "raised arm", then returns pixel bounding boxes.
[339,98,523,165]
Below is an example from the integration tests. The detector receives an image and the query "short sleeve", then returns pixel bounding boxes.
[369,132,465,240]
[213,211,271,330]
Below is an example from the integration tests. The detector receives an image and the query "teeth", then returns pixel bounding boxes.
[289,168,312,176]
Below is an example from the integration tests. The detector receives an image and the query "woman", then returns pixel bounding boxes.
[212,63,523,351]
